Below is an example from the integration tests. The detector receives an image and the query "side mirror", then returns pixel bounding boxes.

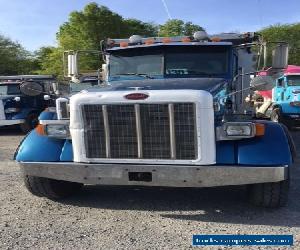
[272,43,289,69]
[67,53,78,77]
[250,75,275,91]
[20,81,43,96]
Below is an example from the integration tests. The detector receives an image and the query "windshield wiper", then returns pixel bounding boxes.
[115,73,154,79]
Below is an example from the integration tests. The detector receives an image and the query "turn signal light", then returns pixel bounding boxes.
[35,124,46,136]
[211,37,221,42]
[145,39,154,45]
[120,42,128,47]
[181,37,191,42]
[255,123,265,136]
[162,38,171,43]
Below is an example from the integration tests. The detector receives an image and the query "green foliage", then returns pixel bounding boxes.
[122,19,158,37]
[37,3,159,76]
[260,23,300,65]
[0,34,37,75]
[159,19,204,37]
[33,46,63,77]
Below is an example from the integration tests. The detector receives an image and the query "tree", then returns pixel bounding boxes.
[33,46,63,76]
[122,19,158,37]
[37,3,206,77]
[37,3,158,76]
[0,34,37,75]
[260,23,300,65]
[159,19,204,37]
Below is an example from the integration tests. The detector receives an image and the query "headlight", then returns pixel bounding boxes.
[45,124,70,138]
[5,108,20,113]
[225,123,254,137]
[217,122,265,140]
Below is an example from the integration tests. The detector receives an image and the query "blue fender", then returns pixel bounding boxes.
[38,110,57,120]
[216,121,293,166]
[15,110,67,162]
[15,130,65,162]
[60,140,73,161]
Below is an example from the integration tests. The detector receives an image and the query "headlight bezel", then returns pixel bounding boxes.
[45,124,70,138]
[216,122,262,141]
[37,120,70,139]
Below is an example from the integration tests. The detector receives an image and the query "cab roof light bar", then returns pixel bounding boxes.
[104,32,259,49]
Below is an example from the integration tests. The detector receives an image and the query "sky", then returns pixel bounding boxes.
[0,0,299,51]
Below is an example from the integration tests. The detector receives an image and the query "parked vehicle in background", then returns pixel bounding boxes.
[16,32,295,208]
[0,75,58,132]
[252,65,300,129]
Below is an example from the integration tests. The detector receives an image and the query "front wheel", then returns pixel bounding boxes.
[24,175,83,200]
[248,179,289,208]
[270,108,293,129]
[270,108,281,123]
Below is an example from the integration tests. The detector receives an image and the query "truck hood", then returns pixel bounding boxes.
[86,78,229,97]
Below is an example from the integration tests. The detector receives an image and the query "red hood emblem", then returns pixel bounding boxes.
[125,93,149,100]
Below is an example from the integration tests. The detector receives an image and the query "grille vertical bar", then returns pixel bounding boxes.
[168,104,176,159]
[135,104,143,158]
[102,105,111,158]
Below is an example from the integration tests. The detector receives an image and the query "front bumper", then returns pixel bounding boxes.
[0,119,24,126]
[19,162,288,187]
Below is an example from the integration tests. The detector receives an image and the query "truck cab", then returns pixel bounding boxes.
[254,65,300,128]
[0,75,58,132]
[15,32,294,207]
[271,68,300,126]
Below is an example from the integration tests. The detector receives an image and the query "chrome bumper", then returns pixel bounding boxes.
[19,162,288,187]
[0,119,24,126]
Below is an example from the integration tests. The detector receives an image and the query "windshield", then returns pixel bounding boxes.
[287,75,300,86]
[110,54,163,77]
[70,82,99,93]
[109,45,230,79]
[0,84,21,95]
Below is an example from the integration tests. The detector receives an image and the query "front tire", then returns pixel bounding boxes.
[248,179,289,208]
[24,175,83,200]
[270,108,293,129]
[270,108,281,123]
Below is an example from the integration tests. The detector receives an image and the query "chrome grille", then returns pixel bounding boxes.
[82,103,196,160]
[107,105,137,158]
[174,103,196,159]
[140,104,170,159]
[82,105,106,158]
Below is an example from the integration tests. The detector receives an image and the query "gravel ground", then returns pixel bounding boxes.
[0,127,300,249]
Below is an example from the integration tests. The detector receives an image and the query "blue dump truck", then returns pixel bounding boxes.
[15,32,295,207]
[0,75,58,132]
[253,65,300,129]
